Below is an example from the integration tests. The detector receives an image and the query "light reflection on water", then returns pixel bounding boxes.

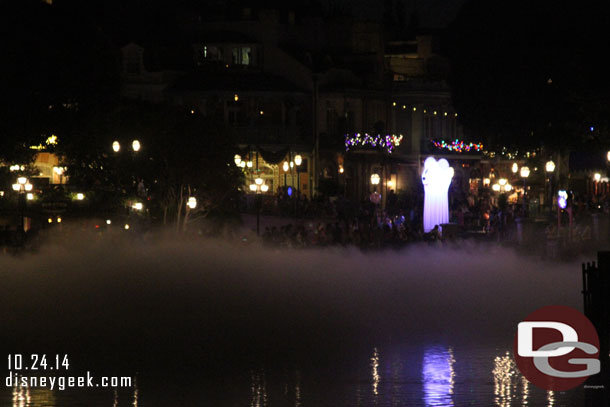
[0,348,588,406]
[422,346,455,406]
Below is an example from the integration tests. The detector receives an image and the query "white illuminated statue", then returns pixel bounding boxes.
[422,157,454,233]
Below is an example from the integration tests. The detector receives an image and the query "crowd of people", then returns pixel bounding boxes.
[247,186,610,250]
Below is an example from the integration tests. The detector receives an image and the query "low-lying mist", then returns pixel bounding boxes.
[0,229,586,379]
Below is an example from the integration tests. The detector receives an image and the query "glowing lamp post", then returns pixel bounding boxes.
[594,172,601,195]
[234,154,242,166]
[187,197,197,209]
[512,163,519,174]
[421,157,454,233]
[112,141,120,153]
[12,177,33,235]
[250,178,268,236]
[520,166,530,215]
[132,140,141,152]
[545,160,555,209]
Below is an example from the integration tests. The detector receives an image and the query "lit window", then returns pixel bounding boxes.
[232,47,251,65]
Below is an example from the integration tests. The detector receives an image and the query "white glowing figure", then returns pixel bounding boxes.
[422,157,454,233]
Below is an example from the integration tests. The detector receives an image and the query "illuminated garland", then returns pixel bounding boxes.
[431,139,483,153]
[345,133,404,153]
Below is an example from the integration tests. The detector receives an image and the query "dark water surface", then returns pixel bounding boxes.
[0,233,605,405]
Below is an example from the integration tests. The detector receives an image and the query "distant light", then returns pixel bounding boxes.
[392,102,396,106]
[187,197,197,209]
[76,193,85,200]
[338,165,344,174]
[106,219,111,225]
[413,107,417,112]
[259,110,264,115]
[246,161,253,168]
[520,166,530,178]
[124,224,130,230]
[504,184,512,192]
[483,178,490,185]
[287,187,293,196]
[24,183,33,191]
[594,173,601,182]
[249,184,257,192]
[132,140,141,152]
[234,94,239,102]
[56,217,62,223]
[512,163,519,173]
[133,202,143,210]
[255,177,263,185]
[48,218,53,223]
[240,161,246,168]
[12,184,20,191]
[26,193,34,200]
[112,141,120,152]
[370,173,380,185]
[294,155,302,166]
[607,151,610,162]
[234,154,242,166]
[387,180,395,188]
[261,184,269,192]
[17,177,27,185]
[402,105,406,109]
[283,161,289,172]
[590,126,595,132]
[545,160,555,173]
[444,112,447,116]
[190,109,195,114]
[492,184,501,191]
[53,166,65,175]
[290,161,294,168]
[499,178,507,186]
[433,111,437,115]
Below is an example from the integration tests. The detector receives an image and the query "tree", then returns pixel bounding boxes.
[59,100,244,230]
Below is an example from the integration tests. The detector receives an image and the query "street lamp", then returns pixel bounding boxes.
[594,172,602,195]
[132,140,141,152]
[12,177,32,236]
[520,166,530,215]
[112,141,120,153]
[294,155,302,166]
[250,179,268,236]
[187,197,197,209]
[512,163,519,174]
[234,154,242,166]
[546,160,555,210]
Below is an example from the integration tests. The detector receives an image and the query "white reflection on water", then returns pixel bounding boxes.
[547,390,555,407]
[422,346,455,406]
[371,347,381,396]
[521,376,529,405]
[493,351,519,406]
[12,385,55,407]
[250,369,268,407]
[295,370,301,407]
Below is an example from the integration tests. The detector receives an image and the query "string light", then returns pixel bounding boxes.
[431,139,483,153]
[345,133,404,154]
